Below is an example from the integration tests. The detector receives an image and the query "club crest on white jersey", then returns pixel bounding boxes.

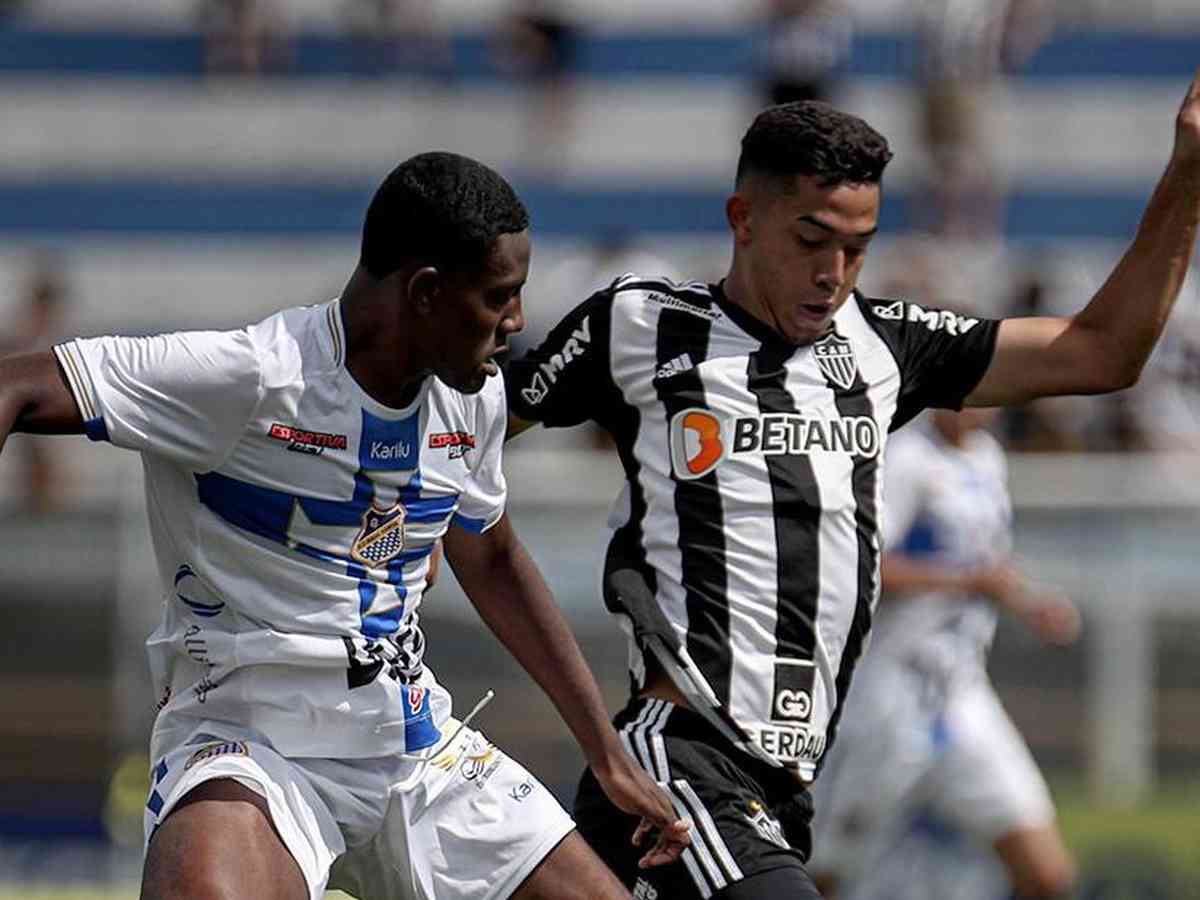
[351,501,407,567]
[814,333,859,389]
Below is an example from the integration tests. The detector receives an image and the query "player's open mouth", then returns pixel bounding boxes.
[799,303,831,320]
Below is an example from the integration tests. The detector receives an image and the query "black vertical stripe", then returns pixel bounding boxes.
[819,349,879,770]
[653,305,731,705]
[603,405,655,699]
[745,344,821,664]
[596,296,656,615]
[584,296,659,697]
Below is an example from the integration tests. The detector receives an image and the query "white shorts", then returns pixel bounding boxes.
[811,661,1054,883]
[144,720,576,900]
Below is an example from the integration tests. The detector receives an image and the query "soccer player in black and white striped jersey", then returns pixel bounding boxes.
[505,72,1200,899]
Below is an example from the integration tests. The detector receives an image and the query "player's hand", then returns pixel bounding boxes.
[967,561,1025,607]
[590,749,692,869]
[1172,67,1200,166]
[1021,591,1082,646]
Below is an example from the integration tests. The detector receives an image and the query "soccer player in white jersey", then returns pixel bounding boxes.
[503,72,1200,899]
[809,406,1080,899]
[0,152,689,900]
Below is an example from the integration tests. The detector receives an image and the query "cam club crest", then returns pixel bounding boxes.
[351,501,406,567]
[813,332,858,390]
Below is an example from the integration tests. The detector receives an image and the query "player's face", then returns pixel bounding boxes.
[434,229,530,394]
[734,174,879,345]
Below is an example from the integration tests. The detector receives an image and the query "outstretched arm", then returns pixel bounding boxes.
[0,351,84,451]
[443,514,690,868]
[966,70,1200,406]
[881,553,1080,645]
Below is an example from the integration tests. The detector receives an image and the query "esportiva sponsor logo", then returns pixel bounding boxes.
[429,430,475,459]
[668,407,880,479]
[268,422,348,455]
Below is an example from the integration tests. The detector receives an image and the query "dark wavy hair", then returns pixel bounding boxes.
[361,152,530,279]
[736,101,893,188]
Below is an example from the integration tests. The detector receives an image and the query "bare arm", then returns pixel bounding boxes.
[966,71,1200,406]
[442,514,690,868]
[0,351,84,451]
[881,552,1080,645]
[880,551,976,596]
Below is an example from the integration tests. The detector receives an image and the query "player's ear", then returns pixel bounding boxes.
[726,192,753,246]
[407,266,440,316]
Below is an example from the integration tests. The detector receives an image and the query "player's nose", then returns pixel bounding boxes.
[813,248,846,293]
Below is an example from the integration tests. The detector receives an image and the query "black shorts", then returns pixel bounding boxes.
[574,697,822,899]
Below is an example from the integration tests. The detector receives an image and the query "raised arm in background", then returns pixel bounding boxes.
[967,69,1200,406]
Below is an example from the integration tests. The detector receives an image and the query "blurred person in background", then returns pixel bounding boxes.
[809,404,1079,900]
[1120,282,1200,450]
[0,250,70,513]
[493,0,578,174]
[999,271,1089,452]
[0,152,689,900]
[341,0,453,80]
[198,0,292,77]
[759,0,854,107]
[503,72,1200,899]
[916,0,1053,236]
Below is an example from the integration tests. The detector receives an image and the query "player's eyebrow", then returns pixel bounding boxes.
[797,215,878,240]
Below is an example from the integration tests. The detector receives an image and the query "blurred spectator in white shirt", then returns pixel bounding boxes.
[494,0,578,175]
[915,0,1053,237]
[759,0,854,107]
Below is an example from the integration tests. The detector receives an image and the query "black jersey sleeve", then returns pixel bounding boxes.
[504,288,615,428]
[858,295,1001,431]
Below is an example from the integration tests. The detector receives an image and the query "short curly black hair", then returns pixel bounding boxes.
[736,101,893,187]
[361,152,530,279]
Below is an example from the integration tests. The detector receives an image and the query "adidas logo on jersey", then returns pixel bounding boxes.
[872,300,979,335]
[655,353,695,380]
[633,879,659,900]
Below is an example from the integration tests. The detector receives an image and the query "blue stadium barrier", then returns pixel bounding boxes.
[0,24,1195,81]
[0,178,1153,240]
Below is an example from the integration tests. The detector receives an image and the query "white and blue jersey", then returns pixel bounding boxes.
[54,299,507,761]
[810,421,1054,885]
[869,418,1011,683]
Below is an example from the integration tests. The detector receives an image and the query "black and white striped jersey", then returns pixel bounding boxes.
[505,275,999,778]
